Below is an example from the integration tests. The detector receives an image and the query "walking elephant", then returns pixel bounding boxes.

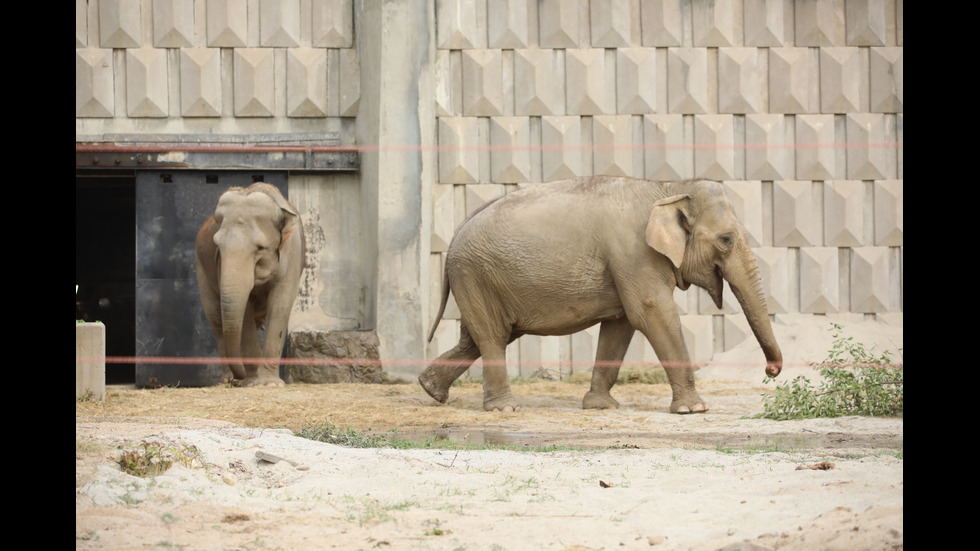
[419,177,782,413]
[195,182,305,387]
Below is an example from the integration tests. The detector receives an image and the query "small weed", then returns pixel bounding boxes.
[76,390,97,403]
[758,323,903,420]
[295,421,388,448]
[118,441,202,477]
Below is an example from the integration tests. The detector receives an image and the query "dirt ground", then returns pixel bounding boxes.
[76,373,902,551]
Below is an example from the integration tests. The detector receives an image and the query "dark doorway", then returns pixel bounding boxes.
[76,172,136,384]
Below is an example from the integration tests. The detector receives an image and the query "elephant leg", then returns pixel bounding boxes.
[244,301,287,388]
[583,317,634,409]
[419,325,481,404]
[477,338,519,412]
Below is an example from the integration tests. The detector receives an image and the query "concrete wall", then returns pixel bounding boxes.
[76,0,903,381]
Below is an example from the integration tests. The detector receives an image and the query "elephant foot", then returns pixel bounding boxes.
[241,376,286,388]
[582,390,619,410]
[669,395,708,414]
[483,394,520,412]
[418,372,450,404]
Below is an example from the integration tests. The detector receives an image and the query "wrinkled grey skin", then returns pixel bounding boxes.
[195,183,305,387]
[419,177,782,412]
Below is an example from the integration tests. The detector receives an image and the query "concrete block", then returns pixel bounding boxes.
[845,0,887,46]
[541,116,583,181]
[180,48,222,117]
[795,114,837,180]
[286,330,386,383]
[800,247,840,313]
[126,48,168,117]
[313,0,353,48]
[152,0,194,47]
[870,47,903,113]
[437,0,486,49]
[768,48,812,114]
[287,48,328,117]
[874,180,903,246]
[76,49,114,117]
[488,0,529,48]
[490,117,531,183]
[514,49,565,115]
[566,49,615,115]
[694,115,735,180]
[464,184,506,217]
[820,47,863,114]
[755,247,792,314]
[539,0,581,48]
[518,335,562,379]
[667,48,709,113]
[643,114,690,180]
[99,0,142,48]
[640,0,683,46]
[207,0,248,47]
[680,315,714,363]
[692,0,737,46]
[461,49,503,116]
[567,326,600,374]
[722,314,752,353]
[794,0,844,46]
[590,0,636,47]
[745,114,791,181]
[431,184,454,252]
[824,180,867,246]
[616,48,657,114]
[846,113,897,180]
[438,117,480,183]
[592,115,633,177]
[77,0,88,47]
[338,48,361,117]
[773,180,820,247]
[744,0,785,46]
[850,247,891,313]
[76,322,106,401]
[719,48,765,114]
[696,284,739,315]
[723,180,764,247]
[234,48,275,117]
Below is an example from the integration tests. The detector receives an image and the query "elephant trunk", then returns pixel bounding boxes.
[725,246,783,378]
[219,260,253,380]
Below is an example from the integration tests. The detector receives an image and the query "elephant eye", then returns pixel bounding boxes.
[718,233,734,250]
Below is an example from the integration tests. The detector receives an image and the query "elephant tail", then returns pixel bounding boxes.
[427,264,451,343]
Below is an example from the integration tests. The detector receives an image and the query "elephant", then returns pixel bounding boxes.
[419,176,782,413]
[195,182,305,387]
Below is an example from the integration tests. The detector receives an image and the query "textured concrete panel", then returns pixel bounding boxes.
[795,114,837,180]
[541,116,583,181]
[590,0,635,47]
[234,49,275,116]
[667,48,709,113]
[744,0,785,46]
[773,181,819,247]
[180,48,222,117]
[100,0,142,48]
[641,0,683,46]
[207,0,247,47]
[850,247,891,313]
[692,0,738,46]
[519,335,562,378]
[514,49,565,115]
[845,0,887,46]
[438,117,480,183]
[566,49,615,115]
[338,48,361,117]
[153,0,194,47]
[694,115,735,180]
[259,0,300,47]
[643,115,690,180]
[617,48,657,114]
[437,0,486,49]
[768,47,811,114]
[723,180,764,247]
[434,50,456,116]
[488,0,529,48]
[874,180,903,246]
[126,48,169,117]
[431,183,455,252]
[592,115,633,177]
[745,114,791,181]
[680,315,714,363]
[539,0,582,48]
[718,48,766,114]
[800,247,839,313]
[721,315,753,354]
[846,113,896,180]
[795,0,844,46]
[870,47,903,113]
[697,284,738,315]
[753,247,791,314]
[490,117,531,183]
[820,47,863,114]
[76,49,114,117]
[464,184,506,217]
[313,0,354,48]
[287,48,327,117]
[824,180,867,247]
[461,49,503,116]
[77,0,88,47]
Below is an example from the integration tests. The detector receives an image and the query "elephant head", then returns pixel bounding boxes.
[645,182,783,377]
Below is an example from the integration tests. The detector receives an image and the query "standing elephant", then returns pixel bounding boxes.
[195,182,305,387]
[419,177,782,413]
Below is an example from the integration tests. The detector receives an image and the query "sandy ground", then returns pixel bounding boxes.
[75,317,903,550]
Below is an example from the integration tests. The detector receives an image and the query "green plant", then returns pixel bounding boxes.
[758,323,903,420]
[118,441,202,477]
[295,421,389,448]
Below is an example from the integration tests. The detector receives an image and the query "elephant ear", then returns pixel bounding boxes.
[249,183,302,250]
[645,194,691,269]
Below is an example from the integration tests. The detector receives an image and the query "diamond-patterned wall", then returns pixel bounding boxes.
[430,0,903,377]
